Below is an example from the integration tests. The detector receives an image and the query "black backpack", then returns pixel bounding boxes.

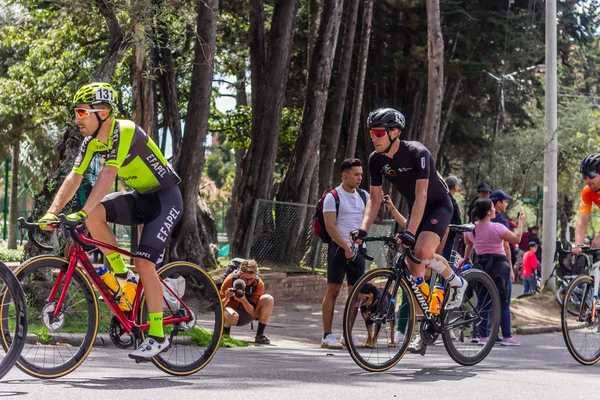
[313,188,367,243]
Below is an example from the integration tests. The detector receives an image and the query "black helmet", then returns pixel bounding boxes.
[579,154,600,173]
[367,108,405,129]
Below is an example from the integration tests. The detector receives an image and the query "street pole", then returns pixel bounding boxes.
[3,158,9,241]
[542,0,558,290]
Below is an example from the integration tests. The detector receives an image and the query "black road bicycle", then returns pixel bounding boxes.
[342,233,500,372]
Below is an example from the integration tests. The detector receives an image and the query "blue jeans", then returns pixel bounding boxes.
[523,276,535,294]
[501,283,512,338]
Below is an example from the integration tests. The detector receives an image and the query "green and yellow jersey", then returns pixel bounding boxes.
[73,119,180,194]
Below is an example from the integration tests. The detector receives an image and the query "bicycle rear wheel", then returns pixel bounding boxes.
[138,262,223,376]
[561,275,600,365]
[0,261,28,380]
[343,268,415,372]
[442,268,500,366]
[3,256,98,378]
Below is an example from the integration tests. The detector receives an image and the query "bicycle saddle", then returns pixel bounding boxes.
[448,223,475,233]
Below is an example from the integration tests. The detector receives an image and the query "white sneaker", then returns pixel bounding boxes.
[393,330,404,345]
[340,335,365,348]
[129,337,170,361]
[446,276,468,310]
[408,332,423,353]
[321,334,343,349]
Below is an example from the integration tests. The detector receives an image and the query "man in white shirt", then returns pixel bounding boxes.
[321,158,370,349]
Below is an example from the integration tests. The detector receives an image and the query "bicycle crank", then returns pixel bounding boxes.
[109,316,133,349]
[420,319,439,345]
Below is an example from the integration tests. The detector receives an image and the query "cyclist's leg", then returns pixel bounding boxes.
[129,185,183,359]
[89,191,141,274]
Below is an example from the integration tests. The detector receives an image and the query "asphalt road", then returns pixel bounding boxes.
[0,333,599,399]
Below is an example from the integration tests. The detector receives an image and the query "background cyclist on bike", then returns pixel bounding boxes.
[574,154,600,256]
[39,82,182,361]
[352,107,467,352]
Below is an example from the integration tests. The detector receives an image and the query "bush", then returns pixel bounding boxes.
[0,247,25,263]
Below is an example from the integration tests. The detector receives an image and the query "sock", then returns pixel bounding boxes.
[223,326,231,335]
[448,272,462,287]
[107,252,128,275]
[257,323,267,337]
[324,332,332,339]
[148,312,164,339]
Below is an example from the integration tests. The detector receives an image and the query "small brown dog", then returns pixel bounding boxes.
[358,283,397,348]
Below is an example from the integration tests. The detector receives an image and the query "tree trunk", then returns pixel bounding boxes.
[131,1,158,142]
[167,0,219,267]
[225,70,248,242]
[438,76,463,150]
[277,0,343,205]
[345,0,373,159]
[230,0,299,257]
[308,0,324,70]
[7,132,19,249]
[25,0,126,258]
[420,0,444,159]
[155,5,183,165]
[319,0,360,194]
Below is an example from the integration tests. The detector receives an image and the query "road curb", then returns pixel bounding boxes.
[515,325,561,335]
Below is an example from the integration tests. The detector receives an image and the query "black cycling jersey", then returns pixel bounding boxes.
[368,140,448,207]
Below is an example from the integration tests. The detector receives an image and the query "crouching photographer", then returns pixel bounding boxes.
[220,259,274,344]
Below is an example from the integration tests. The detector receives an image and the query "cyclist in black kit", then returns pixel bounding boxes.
[351,108,467,352]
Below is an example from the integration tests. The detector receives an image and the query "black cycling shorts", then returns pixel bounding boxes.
[413,196,453,240]
[327,243,366,285]
[101,185,183,263]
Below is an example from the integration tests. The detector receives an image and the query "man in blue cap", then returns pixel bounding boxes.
[490,189,512,229]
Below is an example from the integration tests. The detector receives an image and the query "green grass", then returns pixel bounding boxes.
[181,326,249,348]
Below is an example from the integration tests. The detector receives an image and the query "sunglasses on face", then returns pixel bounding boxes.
[583,171,599,180]
[369,128,388,139]
[74,108,103,118]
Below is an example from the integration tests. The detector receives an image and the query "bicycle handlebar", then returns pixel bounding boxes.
[357,236,421,264]
[18,214,95,252]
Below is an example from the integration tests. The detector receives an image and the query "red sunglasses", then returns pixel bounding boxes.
[369,128,388,139]
[74,108,102,118]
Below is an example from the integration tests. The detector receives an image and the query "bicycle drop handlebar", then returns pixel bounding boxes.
[357,236,421,264]
[18,214,95,252]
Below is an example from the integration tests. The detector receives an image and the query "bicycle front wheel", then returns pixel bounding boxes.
[561,275,600,365]
[0,261,28,380]
[6,256,98,378]
[138,262,223,376]
[343,268,415,372]
[442,268,500,366]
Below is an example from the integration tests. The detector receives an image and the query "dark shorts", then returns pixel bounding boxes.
[474,254,511,303]
[413,196,453,240]
[327,243,366,285]
[101,185,183,263]
[236,309,258,327]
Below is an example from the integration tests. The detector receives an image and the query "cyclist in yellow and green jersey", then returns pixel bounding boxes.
[39,82,182,360]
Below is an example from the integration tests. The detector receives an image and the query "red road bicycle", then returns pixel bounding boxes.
[9,214,223,378]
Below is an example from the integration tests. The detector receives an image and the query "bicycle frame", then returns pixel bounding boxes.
[49,232,192,335]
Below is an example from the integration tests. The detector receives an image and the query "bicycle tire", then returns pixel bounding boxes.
[0,261,28,380]
[5,256,99,378]
[442,268,500,366]
[343,268,415,372]
[561,275,600,365]
[138,262,223,376]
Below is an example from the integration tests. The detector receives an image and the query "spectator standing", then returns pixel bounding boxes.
[467,183,492,223]
[464,199,525,346]
[522,242,539,294]
[321,158,370,349]
[442,176,463,260]
[490,190,515,282]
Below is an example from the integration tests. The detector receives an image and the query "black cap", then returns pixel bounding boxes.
[477,183,492,193]
[528,241,538,247]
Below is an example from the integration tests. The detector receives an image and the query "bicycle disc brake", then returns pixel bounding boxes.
[109,316,133,349]
[42,302,65,330]
[420,318,439,345]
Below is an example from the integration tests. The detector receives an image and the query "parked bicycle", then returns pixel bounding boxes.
[9,215,223,378]
[342,230,500,372]
[0,261,28,379]
[561,245,600,365]
[517,241,590,311]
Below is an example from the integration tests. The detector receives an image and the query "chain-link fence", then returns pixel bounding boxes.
[245,199,396,271]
